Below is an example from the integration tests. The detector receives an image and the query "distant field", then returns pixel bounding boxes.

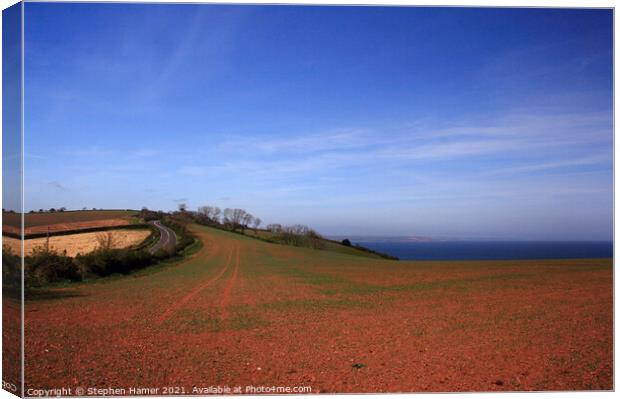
[25,224,612,392]
[2,210,138,236]
[3,228,151,257]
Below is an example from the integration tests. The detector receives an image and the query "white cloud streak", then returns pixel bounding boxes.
[191,109,611,182]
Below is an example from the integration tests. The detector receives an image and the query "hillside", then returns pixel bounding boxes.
[24,223,613,392]
[249,229,393,260]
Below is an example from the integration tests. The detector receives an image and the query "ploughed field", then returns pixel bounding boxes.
[24,225,612,393]
[2,210,136,236]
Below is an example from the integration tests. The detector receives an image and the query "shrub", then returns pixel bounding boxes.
[96,231,116,250]
[153,248,171,260]
[342,238,352,246]
[75,248,154,278]
[25,246,80,287]
[306,229,326,250]
[174,234,195,253]
[272,224,326,250]
[2,245,21,296]
[140,209,165,222]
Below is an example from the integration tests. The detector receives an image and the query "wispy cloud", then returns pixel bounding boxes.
[48,181,67,191]
[377,138,521,161]
[487,153,612,175]
[59,146,117,158]
[183,108,611,183]
[129,148,160,158]
[217,128,376,154]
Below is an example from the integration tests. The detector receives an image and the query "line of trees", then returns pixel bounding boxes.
[151,204,330,252]
[265,223,326,249]
[196,206,261,233]
[191,205,326,249]
[5,207,70,213]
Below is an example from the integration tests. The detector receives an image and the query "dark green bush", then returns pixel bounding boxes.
[25,246,80,287]
[153,248,172,260]
[74,248,154,278]
[2,245,21,295]
[272,225,326,250]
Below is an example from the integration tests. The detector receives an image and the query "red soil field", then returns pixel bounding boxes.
[2,297,21,396]
[2,210,136,236]
[23,225,612,393]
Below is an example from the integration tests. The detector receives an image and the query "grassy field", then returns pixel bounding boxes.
[24,224,612,393]
[251,229,386,259]
[3,228,151,257]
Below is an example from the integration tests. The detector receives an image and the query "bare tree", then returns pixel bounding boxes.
[230,208,246,232]
[220,208,251,232]
[198,205,222,223]
[212,207,222,223]
[266,224,282,233]
[217,208,260,232]
[272,224,324,249]
[242,213,254,230]
[305,228,325,249]
[223,208,233,227]
[44,227,51,252]
[96,231,116,251]
[252,217,262,235]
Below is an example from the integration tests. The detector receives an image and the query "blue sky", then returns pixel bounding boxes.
[2,2,22,215]
[23,4,612,240]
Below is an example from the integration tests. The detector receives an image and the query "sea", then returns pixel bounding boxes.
[353,240,613,261]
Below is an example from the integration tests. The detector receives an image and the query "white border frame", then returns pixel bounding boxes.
[0,2,615,399]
